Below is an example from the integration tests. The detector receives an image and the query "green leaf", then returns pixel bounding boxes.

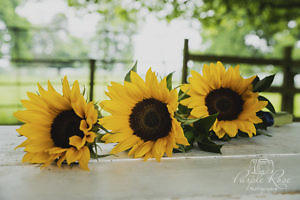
[173,144,193,153]
[197,138,222,154]
[251,76,260,87]
[237,130,250,138]
[253,74,275,92]
[124,61,137,82]
[177,104,191,116]
[194,113,218,134]
[179,117,202,125]
[178,89,190,101]
[256,129,272,137]
[258,96,276,113]
[166,72,174,91]
[183,128,195,144]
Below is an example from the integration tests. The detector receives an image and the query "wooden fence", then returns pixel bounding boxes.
[9,58,131,102]
[0,58,130,118]
[181,39,300,121]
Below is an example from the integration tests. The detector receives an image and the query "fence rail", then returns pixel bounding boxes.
[182,39,300,121]
[8,58,132,102]
[0,58,133,124]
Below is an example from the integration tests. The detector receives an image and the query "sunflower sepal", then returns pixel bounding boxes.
[178,89,190,102]
[252,76,260,87]
[166,71,175,91]
[252,74,275,92]
[124,61,137,82]
[258,96,276,114]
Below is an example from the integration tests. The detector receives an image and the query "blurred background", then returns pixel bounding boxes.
[0,0,300,124]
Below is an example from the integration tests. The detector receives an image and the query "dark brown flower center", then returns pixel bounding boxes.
[205,88,244,121]
[129,98,172,142]
[50,110,84,148]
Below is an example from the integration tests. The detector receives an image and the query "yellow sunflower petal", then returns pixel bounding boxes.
[165,136,174,157]
[86,102,98,128]
[71,95,86,119]
[57,154,66,168]
[46,147,68,154]
[222,121,238,137]
[66,147,83,165]
[152,138,167,161]
[101,68,187,162]
[144,152,152,161]
[99,115,130,132]
[78,146,90,171]
[80,120,89,132]
[130,70,147,91]
[111,135,139,154]
[69,135,86,150]
[22,152,50,164]
[16,124,50,139]
[134,141,154,158]
[62,76,71,100]
[14,110,52,126]
[26,92,49,111]
[24,138,54,153]
[101,133,132,144]
[190,106,208,118]
[128,140,144,156]
[86,132,96,143]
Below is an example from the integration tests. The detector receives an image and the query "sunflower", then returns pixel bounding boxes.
[99,69,189,161]
[14,76,98,170]
[181,62,268,138]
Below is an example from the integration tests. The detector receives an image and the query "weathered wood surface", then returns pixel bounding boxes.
[0,124,300,200]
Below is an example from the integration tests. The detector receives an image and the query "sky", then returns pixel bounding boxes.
[16,0,202,77]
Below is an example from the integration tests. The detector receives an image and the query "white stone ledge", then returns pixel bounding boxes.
[0,124,300,199]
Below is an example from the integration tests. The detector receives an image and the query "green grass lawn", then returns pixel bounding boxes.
[0,67,125,124]
[1,84,298,125]
[0,70,299,124]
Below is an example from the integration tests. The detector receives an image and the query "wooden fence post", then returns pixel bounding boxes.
[281,46,295,114]
[181,39,189,84]
[89,59,96,101]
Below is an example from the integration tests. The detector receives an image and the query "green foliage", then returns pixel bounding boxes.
[253,74,275,92]
[69,0,138,70]
[200,0,300,41]
[175,107,222,153]
[258,96,276,114]
[166,72,174,91]
[124,61,137,82]
[82,0,300,40]
[197,138,222,154]
[0,0,32,58]
[193,113,219,136]
[79,0,300,73]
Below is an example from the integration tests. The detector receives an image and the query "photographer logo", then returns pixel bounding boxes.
[234,158,291,192]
